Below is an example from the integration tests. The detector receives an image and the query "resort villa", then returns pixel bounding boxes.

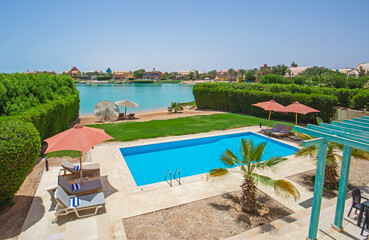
[142,68,162,80]
[113,71,134,80]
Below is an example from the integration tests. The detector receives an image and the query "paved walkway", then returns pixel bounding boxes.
[18,126,363,240]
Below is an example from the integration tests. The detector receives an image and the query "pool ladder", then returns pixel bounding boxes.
[164,169,181,187]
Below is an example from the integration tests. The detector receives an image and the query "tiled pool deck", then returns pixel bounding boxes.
[17,126,367,240]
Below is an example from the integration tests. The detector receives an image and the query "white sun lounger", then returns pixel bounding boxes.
[60,159,100,176]
[53,186,105,222]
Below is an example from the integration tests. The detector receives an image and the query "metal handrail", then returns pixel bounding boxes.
[174,169,181,185]
[165,170,172,187]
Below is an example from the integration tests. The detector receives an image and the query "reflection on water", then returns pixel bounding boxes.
[76,83,194,115]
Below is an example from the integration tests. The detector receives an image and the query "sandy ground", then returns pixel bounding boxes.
[123,190,293,240]
[79,107,223,125]
[287,157,369,199]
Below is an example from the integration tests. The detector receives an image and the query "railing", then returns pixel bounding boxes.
[174,168,181,185]
[164,170,172,187]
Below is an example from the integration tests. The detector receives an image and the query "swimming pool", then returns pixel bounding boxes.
[120,132,298,186]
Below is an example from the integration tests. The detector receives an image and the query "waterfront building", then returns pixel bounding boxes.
[142,68,162,80]
[113,71,134,80]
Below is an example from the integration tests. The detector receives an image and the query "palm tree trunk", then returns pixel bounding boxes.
[324,161,338,189]
[240,175,257,212]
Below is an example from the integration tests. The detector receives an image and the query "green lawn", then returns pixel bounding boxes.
[45,150,80,158]
[87,113,295,142]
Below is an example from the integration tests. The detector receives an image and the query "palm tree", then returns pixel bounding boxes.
[295,133,369,189]
[210,139,300,213]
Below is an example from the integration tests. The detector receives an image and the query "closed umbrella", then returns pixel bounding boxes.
[114,100,139,118]
[282,101,320,124]
[252,100,286,128]
[44,124,114,178]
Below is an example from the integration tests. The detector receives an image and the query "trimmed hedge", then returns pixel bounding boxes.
[193,83,340,123]
[0,73,79,140]
[0,118,41,205]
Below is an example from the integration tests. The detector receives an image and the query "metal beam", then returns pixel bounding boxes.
[302,137,326,147]
[343,119,369,127]
[319,123,369,138]
[332,121,369,132]
[308,125,369,144]
[334,146,352,230]
[308,141,328,240]
[353,117,369,124]
[295,126,369,152]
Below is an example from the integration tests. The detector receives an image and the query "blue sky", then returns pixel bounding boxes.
[0,0,368,73]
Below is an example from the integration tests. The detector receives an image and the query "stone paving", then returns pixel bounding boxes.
[17,126,367,239]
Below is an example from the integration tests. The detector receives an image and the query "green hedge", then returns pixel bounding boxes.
[131,79,154,83]
[193,83,339,123]
[0,118,41,205]
[97,76,112,80]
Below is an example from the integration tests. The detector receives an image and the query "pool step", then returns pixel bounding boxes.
[165,169,181,187]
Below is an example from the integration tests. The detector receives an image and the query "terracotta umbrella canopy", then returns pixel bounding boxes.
[44,124,114,178]
[282,101,320,124]
[252,100,286,128]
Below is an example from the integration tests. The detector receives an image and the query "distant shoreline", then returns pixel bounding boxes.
[74,80,212,85]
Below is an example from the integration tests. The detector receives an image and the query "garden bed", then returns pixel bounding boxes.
[123,190,293,240]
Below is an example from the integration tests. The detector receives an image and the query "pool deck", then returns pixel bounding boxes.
[17,126,367,240]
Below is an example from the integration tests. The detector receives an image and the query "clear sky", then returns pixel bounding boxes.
[0,0,368,73]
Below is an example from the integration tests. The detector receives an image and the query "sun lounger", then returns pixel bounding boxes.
[60,159,100,176]
[58,176,103,196]
[270,125,293,138]
[127,113,135,119]
[118,113,125,120]
[53,186,105,222]
[261,123,284,135]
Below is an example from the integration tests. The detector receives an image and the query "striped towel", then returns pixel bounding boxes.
[278,130,286,133]
[73,165,80,171]
[71,183,81,191]
[69,197,80,207]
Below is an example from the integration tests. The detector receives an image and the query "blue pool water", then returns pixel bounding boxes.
[120,132,298,186]
[76,83,194,115]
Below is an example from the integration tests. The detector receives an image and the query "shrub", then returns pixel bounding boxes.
[259,74,285,84]
[97,76,112,80]
[0,118,41,206]
[352,91,369,109]
[131,79,154,83]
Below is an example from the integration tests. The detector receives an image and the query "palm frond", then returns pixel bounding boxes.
[251,141,267,163]
[220,149,239,166]
[295,145,318,158]
[273,179,301,201]
[256,157,288,171]
[251,174,300,201]
[209,168,229,177]
[352,148,369,161]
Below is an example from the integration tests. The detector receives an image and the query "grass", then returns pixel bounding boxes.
[87,113,295,142]
[45,150,80,158]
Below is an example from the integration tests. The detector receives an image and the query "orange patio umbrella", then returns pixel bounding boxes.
[252,100,286,128]
[282,101,320,124]
[44,124,114,178]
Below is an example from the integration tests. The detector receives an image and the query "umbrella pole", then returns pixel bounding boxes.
[295,113,298,125]
[267,110,272,128]
[79,151,82,179]
[125,107,127,119]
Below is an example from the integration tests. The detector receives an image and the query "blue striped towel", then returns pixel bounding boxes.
[73,165,80,171]
[71,183,81,191]
[278,130,286,133]
[69,197,80,207]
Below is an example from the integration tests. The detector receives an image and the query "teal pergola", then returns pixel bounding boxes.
[294,116,369,240]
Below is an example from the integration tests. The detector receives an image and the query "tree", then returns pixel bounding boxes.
[134,69,146,79]
[228,68,236,81]
[210,139,300,212]
[295,133,369,189]
[291,61,298,67]
[207,70,217,79]
[358,66,368,77]
[271,64,289,76]
[168,102,184,113]
[243,70,256,82]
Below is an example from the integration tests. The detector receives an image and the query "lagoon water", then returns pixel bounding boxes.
[76,83,194,115]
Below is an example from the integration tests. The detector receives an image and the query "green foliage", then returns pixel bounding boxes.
[271,64,288,76]
[45,150,80,158]
[193,82,344,123]
[302,67,331,76]
[259,74,286,84]
[131,79,154,83]
[243,70,256,82]
[168,102,184,113]
[291,61,298,67]
[158,80,182,83]
[0,118,41,206]
[133,69,146,79]
[0,73,79,140]
[97,75,112,80]
[352,91,369,109]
